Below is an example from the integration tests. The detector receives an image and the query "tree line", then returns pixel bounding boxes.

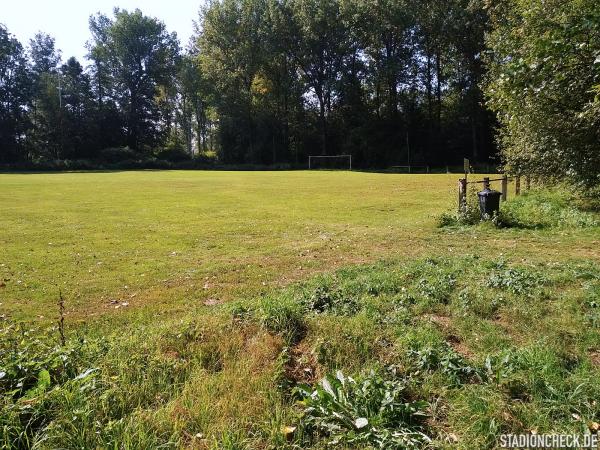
[0,1,494,169]
[0,0,598,183]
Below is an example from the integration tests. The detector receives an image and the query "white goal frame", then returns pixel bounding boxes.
[308,155,352,170]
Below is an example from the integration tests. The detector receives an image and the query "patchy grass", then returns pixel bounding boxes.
[3,256,600,448]
[1,171,600,448]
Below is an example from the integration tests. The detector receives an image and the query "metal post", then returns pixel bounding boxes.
[349,155,352,171]
[501,175,508,202]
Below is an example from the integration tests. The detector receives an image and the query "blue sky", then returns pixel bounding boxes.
[2,0,203,63]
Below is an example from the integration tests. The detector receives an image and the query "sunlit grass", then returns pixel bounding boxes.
[1,171,599,448]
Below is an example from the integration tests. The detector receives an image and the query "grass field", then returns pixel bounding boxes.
[1,171,600,449]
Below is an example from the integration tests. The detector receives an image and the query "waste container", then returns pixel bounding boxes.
[478,187,501,219]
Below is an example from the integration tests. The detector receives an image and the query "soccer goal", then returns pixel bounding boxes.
[308,155,352,170]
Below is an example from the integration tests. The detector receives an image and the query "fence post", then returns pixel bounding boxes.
[483,177,490,190]
[458,178,467,212]
[515,176,521,196]
[501,175,508,202]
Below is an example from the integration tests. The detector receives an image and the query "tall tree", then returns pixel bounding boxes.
[0,25,30,162]
[88,8,180,151]
[59,57,99,159]
[28,33,63,159]
[284,0,352,155]
[196,0,269,163]
[485,0,600,188]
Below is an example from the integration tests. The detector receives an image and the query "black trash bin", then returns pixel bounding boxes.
[478,187,501,219]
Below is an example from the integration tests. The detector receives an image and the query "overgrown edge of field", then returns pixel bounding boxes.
[2,254,600,449]
[438,188,600,229]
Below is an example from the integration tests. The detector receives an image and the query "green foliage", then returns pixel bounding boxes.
[301,284,360,316]
[486,266,545,296]
[0,25,31,163]
[88,8,180,150]
[485,0,600,188]
[407,344,480,385]
[437,186,482,227]
[296,370,430,448]
[495,190,600,229]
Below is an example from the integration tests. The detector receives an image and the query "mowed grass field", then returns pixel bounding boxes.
[2,171,600,449]
[1,170,597,322]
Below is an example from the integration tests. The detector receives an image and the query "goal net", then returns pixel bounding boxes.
[308,155,352,170]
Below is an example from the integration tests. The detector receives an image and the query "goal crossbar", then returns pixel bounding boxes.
[308,155,352,170]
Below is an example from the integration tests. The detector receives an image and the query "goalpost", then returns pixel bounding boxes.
[308,155,352,170]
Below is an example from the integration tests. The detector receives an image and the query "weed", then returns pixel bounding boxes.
[407,344,480,385]
[438,186,482,227]
[486,267,545,295]
[301,284,360,316]
[296,370,429,449]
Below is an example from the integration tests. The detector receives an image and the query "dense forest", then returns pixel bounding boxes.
[0,0,598,182]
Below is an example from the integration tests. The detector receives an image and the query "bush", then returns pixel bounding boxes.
[296,370,429,449]
[155,147,192,162]
[494,190,599,229]
[98,147,141,163]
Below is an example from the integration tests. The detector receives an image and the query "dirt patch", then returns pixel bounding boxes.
[284,340,320,384]
[449,338,474,359]
[425,315,474,359]
[426,314,452,330]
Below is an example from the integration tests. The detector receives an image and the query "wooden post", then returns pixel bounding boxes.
[515,176,521,196]
[501,175,508,202]
[483,177,490,190]
[458,178,467,212]
[525,175,531,191]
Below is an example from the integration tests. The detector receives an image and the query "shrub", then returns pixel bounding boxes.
[494,190,599,229]
[438,186,481,227]
[155,147,192,162]
[97,147,140,163]
[296,370,429,449]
